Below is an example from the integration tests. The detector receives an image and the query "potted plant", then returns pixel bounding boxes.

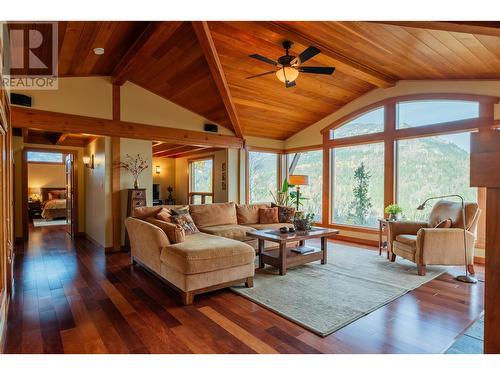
[293,211,315,231]
[118,154,149,189]
[384,204,402,221]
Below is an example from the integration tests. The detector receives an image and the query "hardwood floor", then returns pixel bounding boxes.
[4,225,484,354]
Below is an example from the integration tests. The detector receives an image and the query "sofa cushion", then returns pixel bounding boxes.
[189,202,237,228]
[247,223,294,231]
[199,224,256,242]
[236,203,270,224]
[146,218,185,244]
[170,213,199,235]
[395,234,417,251]
[259,207,279,224]
[156,208,172,222]
[161,232,255,274]
[133,205,186,220]
[434,218,452,228]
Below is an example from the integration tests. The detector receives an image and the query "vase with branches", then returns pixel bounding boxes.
[118,154,149,189]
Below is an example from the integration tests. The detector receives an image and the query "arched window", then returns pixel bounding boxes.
[330,107,384,139]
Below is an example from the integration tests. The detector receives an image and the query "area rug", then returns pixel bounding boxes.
[33,218,67,227]
[231,246,447,336]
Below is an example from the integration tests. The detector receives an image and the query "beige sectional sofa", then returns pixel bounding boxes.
[125,202,294,305]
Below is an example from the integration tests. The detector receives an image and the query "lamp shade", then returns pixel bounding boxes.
[289,174,309,186]
[29,187,41,195]
[83,156,91,165]
[275,67,299,83]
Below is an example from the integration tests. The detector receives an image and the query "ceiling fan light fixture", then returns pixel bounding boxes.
[275,67,299,84]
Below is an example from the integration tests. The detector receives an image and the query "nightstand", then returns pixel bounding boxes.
[28,200,42,219]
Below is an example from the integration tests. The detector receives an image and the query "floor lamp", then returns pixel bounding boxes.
[417,194,477,284]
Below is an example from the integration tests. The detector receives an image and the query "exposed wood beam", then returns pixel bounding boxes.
[11,106,244,149]
[22,128,29,142]
[373,21,500,38]
[153,143,185,155]
[55,133,69,145]
[266,22,397,88]
[156,145,206,158]
[171,147,223,159]
[192,21,244,138]
[111,22,183,86]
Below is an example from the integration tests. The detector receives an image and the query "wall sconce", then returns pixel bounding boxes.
[156,165,161,174]
[83,155,95,169]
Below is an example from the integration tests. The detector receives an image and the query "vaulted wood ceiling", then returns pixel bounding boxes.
[18,21,500,140]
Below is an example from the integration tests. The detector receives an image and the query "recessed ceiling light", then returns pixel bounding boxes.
[93,47,105,55]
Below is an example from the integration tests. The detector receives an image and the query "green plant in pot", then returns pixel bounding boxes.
[293,211,315,231]
[384,204,402,221]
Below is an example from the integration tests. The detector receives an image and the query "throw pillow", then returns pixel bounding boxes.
[156,208,172,222]
[271,203,296,223]
[434,218,452,228]
[259,207,279,224]
[170,213,199,235]
[146,218,185,243]
[170,206,190,216]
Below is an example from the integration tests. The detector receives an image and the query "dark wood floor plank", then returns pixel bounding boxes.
[4,225,485,354]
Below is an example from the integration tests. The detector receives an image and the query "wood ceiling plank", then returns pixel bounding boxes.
[266,21,397,88]
[373,21,500,38]
[192,21,243,138]
[155,145,204,158]
[112,22,183,86]
[55,133,69,145]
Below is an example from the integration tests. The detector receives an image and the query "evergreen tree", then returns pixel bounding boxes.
[348,162,373,225]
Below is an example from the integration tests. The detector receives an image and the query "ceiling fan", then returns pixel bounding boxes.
[246,40,335,88]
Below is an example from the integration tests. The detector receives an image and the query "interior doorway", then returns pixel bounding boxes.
[21,147,78,240]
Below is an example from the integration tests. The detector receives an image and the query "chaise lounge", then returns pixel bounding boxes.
[125,202,295,304]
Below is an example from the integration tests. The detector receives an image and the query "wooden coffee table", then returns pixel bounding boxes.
[246,227,340,275]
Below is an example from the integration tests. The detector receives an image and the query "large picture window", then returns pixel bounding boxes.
[332,143,384,227]
[248,151,278,203]
[189,157,213,204]
[397,132,477,220]
[287,150,322,221]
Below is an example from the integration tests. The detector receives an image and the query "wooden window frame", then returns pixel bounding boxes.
[26,150,65,165]
[321,93,499,235]
[188,156,214,204]
[245,148,281,205]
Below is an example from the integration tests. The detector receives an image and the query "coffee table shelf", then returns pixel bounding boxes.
[246,227,340,275]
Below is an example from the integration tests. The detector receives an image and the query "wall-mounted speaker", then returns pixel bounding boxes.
[11,93,32,107]
[204,123,218,133]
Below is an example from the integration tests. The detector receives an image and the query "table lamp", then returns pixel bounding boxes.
[288,174,309,211]
[29,187,42,202]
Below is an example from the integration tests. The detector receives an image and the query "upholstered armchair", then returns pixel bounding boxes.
[387,200,481,276]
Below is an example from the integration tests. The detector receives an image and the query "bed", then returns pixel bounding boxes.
[41,187,67,220]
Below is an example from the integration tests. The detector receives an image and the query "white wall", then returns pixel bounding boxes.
[120,138,153,244]
[28,163,66,189]
[84,137,109,247]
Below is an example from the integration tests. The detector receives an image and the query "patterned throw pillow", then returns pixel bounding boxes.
[156,208,172,222]
[271,203,296,223]
[170,213,199,235]
[170,206,190,216]
[145,218,185,243]
[259,207,279,224]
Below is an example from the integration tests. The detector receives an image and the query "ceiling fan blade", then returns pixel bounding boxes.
[245,70,276,79]
[285,80,296,88]
[299,66,335,75]
[249,54,278,66]
[291,46,321,65]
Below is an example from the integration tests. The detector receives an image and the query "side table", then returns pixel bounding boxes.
[377,218,392,259]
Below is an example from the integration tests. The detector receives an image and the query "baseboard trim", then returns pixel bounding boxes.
[474,256,485,264]
[331,234,378,248]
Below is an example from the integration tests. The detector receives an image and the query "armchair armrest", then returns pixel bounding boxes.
[416,228,476,265]
[387,221,428,245]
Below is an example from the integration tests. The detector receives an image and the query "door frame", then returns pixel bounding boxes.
[22,147,79,240]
